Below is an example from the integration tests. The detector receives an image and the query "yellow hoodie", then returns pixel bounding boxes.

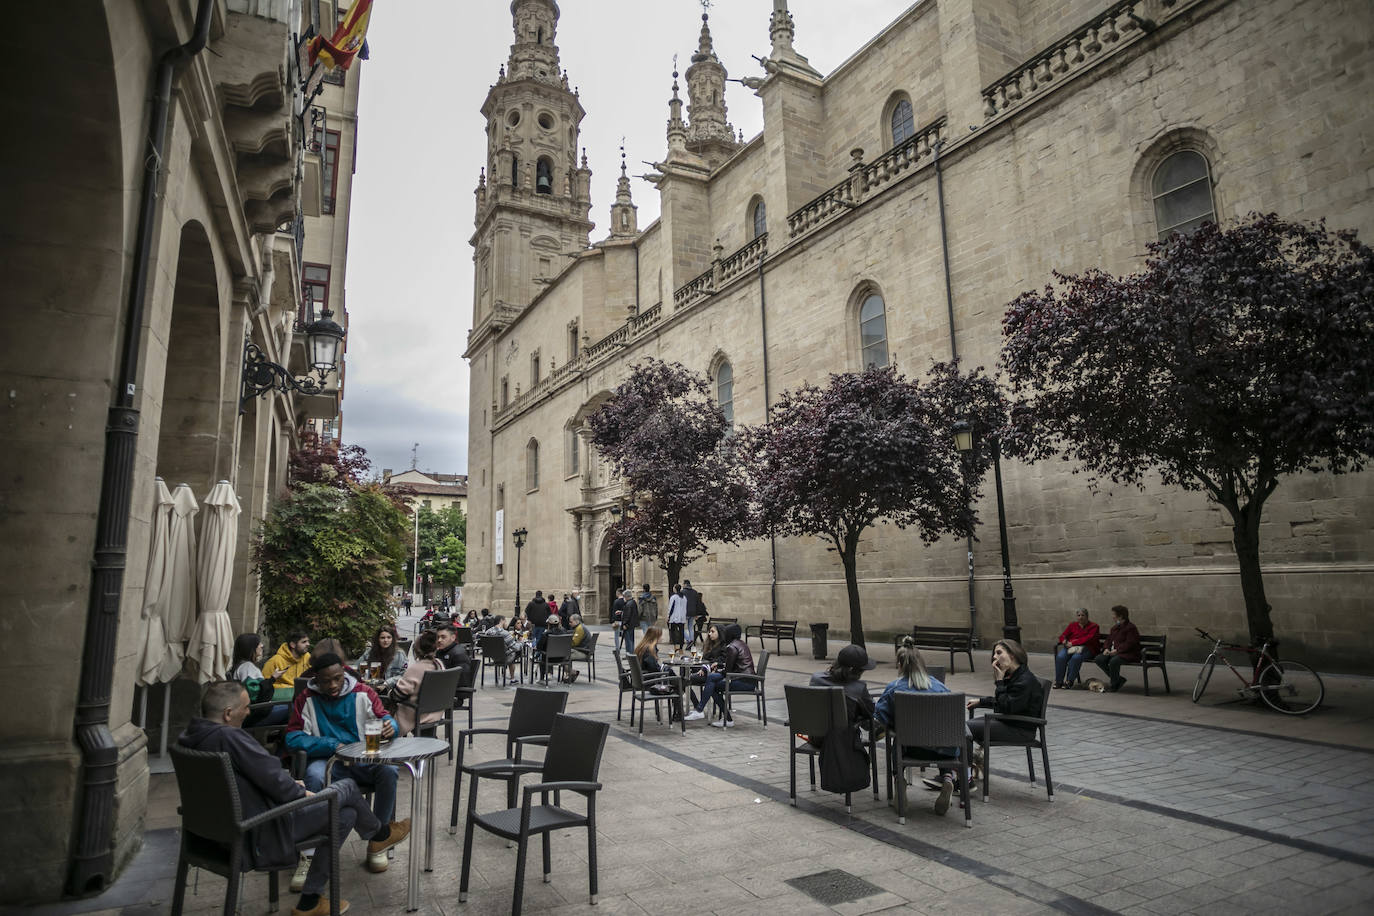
[261,642,311,688]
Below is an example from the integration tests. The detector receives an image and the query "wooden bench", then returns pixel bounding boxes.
[1119,634,1171,695]
[745,619,799,655]
[895,624,976,674]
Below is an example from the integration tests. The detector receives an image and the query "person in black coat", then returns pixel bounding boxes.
[434,624,470,670]
[810,644,878,729]
[681,580,705,644]
[967,639,1045,741]
[178,681,408,916]
[525,590,552,653]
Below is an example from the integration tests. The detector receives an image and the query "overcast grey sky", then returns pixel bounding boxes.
[342,0,918,477]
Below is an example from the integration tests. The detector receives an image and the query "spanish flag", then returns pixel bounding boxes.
[310,0,373,71]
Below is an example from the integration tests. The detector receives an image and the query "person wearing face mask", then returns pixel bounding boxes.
[1053,607,1101,689]
[966,639,1045,743]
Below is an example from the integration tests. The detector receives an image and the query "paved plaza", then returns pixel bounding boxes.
[15,629,1373,916]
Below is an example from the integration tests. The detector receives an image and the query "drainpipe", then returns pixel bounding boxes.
[68,0,215,895]
[931,138,977,642]
[757,250,778,621]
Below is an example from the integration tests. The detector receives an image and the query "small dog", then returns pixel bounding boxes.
[1085,677,1107,693]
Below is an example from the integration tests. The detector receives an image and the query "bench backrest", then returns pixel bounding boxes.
[1138,634,1167,664]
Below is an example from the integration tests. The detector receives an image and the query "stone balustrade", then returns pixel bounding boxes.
[674,269,715,310]
[720,233,767,285]
[982,0,1185,121]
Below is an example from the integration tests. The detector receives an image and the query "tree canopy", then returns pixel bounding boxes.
[745,362,1004,645]
[586,358,755,588]
[1001,212,1374,643]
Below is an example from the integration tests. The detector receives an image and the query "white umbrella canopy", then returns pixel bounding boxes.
[163,483,200,652]
[187,480,240,683]
[135,479,175,687]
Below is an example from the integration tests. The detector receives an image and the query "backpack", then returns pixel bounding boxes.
[638,592,659,626]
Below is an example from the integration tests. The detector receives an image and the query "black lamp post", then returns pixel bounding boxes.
[512,527,528,616]
[238,309,346,413]
[954,419,1020,643]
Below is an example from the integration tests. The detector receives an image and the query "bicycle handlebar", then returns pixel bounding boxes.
[1195,627,1214,641]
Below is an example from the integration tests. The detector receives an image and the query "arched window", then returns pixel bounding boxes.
[526,438,540,490]
[751,198,767,240]
[715,360,734,428]
[859,293,889,368]
[511,154,520,189]
[890,98,915,146]
[536,157,553,195]
[1152,150,1215,240]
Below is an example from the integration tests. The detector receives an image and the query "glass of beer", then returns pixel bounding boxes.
[364,719,382,755]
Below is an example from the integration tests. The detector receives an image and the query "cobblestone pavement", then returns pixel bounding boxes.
[17,627,1373,916]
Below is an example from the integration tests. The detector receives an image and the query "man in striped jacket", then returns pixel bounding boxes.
[286,652,409,873]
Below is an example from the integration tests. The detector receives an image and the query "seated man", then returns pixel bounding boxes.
[568,613,588,649]
[180,680,409,916]
[434,624,470,670]
[262,630,312,689]
[285,653,410,875]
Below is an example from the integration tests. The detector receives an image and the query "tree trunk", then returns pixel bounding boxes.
[1229,501,1275,647]
[665,555,682,592]
[839,529,865,647]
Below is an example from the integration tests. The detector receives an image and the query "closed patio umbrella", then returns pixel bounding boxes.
[135,478,175,688]
[163,483,200,648]
[187,480,240,683]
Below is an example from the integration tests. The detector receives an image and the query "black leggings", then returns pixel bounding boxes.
[967,716,1036,745]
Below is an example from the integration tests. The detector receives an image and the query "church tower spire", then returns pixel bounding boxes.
[506,0,561,83]
[684,11,739,168]
[609,143,638,237]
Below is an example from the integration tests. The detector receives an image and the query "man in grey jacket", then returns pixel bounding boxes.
[178,680,408,916]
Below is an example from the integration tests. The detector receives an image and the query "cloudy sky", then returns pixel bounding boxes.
[342,0,918,477]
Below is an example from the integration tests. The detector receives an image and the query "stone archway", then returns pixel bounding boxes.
[155,221,222,495]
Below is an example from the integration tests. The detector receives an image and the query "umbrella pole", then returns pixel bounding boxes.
[137,686,147,729]
[159,682,172,759]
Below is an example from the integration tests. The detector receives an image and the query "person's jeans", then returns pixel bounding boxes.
[616,624,633,654]
[1094,653,1125,686]
[1054,646,1095,685]
[668,621,685,648]
[695,672,755,717]
[292,777,380,895]
[304,759,399,827]
[244,703,290,728]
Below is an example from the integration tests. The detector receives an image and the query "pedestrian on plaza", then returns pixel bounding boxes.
[559,590,581,624]
[666,583,687,651]
[179,680,408,916]
[810,644,878,731]
[967,639,1044,741]
[392,630,442,736]
[285,654,410,876]
[681,579,705,644]
[402,593,413,616]
[611,588,628,653]
[621,588,641,655]
[683,623,754,727]
[526,590,552,653]
[1053,607,1102,689]
[434,624,470,670]
[261,630,312,688]
[874,637,968,815]
[546,591,559,620]
[1093,605,1141,692]
[637,583,659,634]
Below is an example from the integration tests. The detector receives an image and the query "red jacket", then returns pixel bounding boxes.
[1057,620,1101,654]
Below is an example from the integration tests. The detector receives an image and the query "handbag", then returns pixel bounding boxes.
[1066,645,1083,656]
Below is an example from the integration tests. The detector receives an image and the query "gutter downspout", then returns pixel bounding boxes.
[757,249,778,621]
[68,0,215,894]
[932,139,977,642]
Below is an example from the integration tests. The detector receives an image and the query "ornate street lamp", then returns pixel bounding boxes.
[238,309,346,413]
[512,526,528,615]
[954,419,1020,643]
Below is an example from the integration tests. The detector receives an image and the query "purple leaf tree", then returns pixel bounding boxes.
[1001,213,1374,646]
[586,359,755,590]
[743,363,1004,646]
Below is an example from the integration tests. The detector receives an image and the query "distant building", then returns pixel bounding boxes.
[462,0,1373,672]
[384,469,470,518]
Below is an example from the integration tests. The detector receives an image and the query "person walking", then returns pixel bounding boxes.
[682,579,705,645]
[666,584,687,652]
[620,588,640,655]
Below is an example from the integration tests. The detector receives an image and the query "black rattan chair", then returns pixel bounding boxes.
[783,684,858,812]
[169,744,340,915]
[395,664,465,745]
[611,650,636,721]
[479,634,515,687]
[626,653,685,735]
[540,632,574,684]
[968,676,1054,802]
[889,691,973,827]
[458,714,610,915]
[723,649,769,724]
[448,686,569,833]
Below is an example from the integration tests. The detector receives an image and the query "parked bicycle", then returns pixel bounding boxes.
[1190,628,1324,715]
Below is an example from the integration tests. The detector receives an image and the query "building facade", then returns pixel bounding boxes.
[0,0,363,901]
[463,0,1374,672]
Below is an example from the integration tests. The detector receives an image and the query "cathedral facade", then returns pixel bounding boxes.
[463,0,1374,671]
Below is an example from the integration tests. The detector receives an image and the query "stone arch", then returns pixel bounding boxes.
[746,194,767,240]
[155,220,223,495]
[1128,127,1225,252]
[706,350,735,427]
[883,91,916,147]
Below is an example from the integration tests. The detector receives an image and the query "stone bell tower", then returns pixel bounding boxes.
[470,0,593,334]
[684,12,740,169]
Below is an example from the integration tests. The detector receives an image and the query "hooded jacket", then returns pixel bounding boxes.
[285,669,395,759]
[720,624,755,677]
[261,642,311,688]
[178,716,304,869]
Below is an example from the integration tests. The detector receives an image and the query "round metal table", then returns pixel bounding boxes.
[326,736,448,912]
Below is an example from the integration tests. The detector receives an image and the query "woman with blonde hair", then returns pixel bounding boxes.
[875,636,966,815]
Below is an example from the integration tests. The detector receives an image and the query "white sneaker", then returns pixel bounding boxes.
[710,718,735,729]
[290,855,312,893]
[365,850,389,873]
[683,709,705,722]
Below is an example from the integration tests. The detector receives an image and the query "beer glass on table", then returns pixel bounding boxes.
[364,719,382,755]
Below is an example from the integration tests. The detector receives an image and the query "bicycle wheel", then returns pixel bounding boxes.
[1257,660,1324,715]
[1191,655,1216,703]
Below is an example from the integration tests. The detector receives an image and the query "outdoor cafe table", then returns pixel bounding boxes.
[325,736,448,912]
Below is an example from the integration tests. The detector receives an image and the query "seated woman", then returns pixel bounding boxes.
[874,637,964,815]
[966,639,1045,743]
[683,623,754,727]
[810,644,878,731]
[461,609,480,628]
[392,630,442,736]
[632,626,678,706]
[230,633,289,727]
[481,615,523,681]
[358,624,408,690]
[1053,607,1101,688]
